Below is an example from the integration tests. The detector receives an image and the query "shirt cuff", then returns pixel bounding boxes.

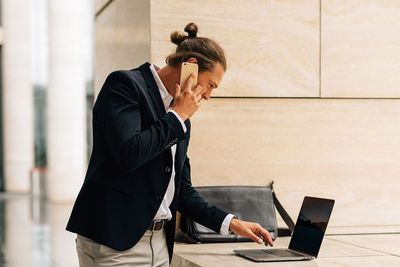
[168,109,187,133]
[220,214,236,235]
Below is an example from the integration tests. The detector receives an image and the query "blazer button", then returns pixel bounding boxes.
[156,195,163,201]
[165,167,172,173]
[165,145,169,150]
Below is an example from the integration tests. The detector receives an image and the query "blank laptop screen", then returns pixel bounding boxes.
[288,196,334,257]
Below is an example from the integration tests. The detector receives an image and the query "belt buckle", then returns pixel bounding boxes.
[152,219,164,232]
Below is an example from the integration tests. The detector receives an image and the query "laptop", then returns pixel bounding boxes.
[234,196,335,262]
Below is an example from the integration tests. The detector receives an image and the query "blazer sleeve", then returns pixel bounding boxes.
[96,70,186,173]
[177,156,229,233]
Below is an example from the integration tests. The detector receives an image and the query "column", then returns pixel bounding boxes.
[47,0,90,201]
[1,0,34,192]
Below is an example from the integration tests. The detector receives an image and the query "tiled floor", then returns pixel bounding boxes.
[1,193,400,267]
[0,193,78,267]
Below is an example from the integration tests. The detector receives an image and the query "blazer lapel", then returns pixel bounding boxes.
[139,62,166,119]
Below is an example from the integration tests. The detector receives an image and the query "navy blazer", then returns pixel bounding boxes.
[66,62,228,260]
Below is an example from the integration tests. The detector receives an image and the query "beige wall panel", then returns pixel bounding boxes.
[187,99,400,228]
[151,0,319,97]
[95,0,150,96]
[95,0,117,95]
[322,0,400,98]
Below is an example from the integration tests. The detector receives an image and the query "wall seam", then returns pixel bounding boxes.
[149,0,152,63]
[210,96,400,100]
[319,0,322,98]
[95,0,114,18]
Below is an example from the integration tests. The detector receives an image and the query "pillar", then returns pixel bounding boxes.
[47,0,91,201]
[1,0,34,192]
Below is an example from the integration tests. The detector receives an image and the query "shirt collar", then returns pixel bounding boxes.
[149,64,173,112]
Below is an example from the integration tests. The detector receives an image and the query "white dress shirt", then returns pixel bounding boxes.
[149,64,234,235]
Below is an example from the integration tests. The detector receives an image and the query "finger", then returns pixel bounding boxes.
[248,231,263,244]
[193,85,203,96]
[195,93,203,103]
[182,73,195,91]
[259,229,274,247]
[175,83,181,97]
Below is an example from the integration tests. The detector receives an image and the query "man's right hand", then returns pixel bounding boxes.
[171,73,203,121]
[229,218,274,247]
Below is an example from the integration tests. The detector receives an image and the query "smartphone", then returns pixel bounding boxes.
[180,62,198,89]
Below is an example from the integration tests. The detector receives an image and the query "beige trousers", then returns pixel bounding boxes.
[76,230,169,267]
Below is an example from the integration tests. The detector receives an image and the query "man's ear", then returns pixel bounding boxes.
[186,57,198,64]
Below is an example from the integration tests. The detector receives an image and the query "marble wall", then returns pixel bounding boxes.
[151,0,320,97]
[188,99,400,227]
[94,0,400,230]
[95,0,150,94]
[322,0,400,97]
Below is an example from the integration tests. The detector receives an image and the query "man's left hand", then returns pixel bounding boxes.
[229,218,274,246]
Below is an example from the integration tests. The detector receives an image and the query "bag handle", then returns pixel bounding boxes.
[268,181,295,235]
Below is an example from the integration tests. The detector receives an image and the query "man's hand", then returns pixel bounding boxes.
[229,218,274,247]
[172,73,203,121]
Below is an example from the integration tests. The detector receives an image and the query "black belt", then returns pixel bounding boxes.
[147,219,167,231]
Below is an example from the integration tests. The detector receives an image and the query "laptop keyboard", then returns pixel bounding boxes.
[262,249,305,257]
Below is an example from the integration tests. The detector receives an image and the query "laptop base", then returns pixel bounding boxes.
[234,249,315,262]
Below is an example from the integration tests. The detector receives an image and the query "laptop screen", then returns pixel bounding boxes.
[288,196,335,257]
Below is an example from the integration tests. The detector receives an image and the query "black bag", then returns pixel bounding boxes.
[176,181,295,243]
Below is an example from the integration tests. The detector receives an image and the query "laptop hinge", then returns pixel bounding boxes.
[288,249,315,258]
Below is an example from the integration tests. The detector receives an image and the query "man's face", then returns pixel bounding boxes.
[197,63,225,101]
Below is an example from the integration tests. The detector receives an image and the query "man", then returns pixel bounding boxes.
[67,23,273,266]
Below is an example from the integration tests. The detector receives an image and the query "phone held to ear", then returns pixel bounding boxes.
[180,62,198,89]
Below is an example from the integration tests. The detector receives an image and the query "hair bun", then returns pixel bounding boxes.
[184,22,198,38]
[170,22,198,46]
[170,31,186,45]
